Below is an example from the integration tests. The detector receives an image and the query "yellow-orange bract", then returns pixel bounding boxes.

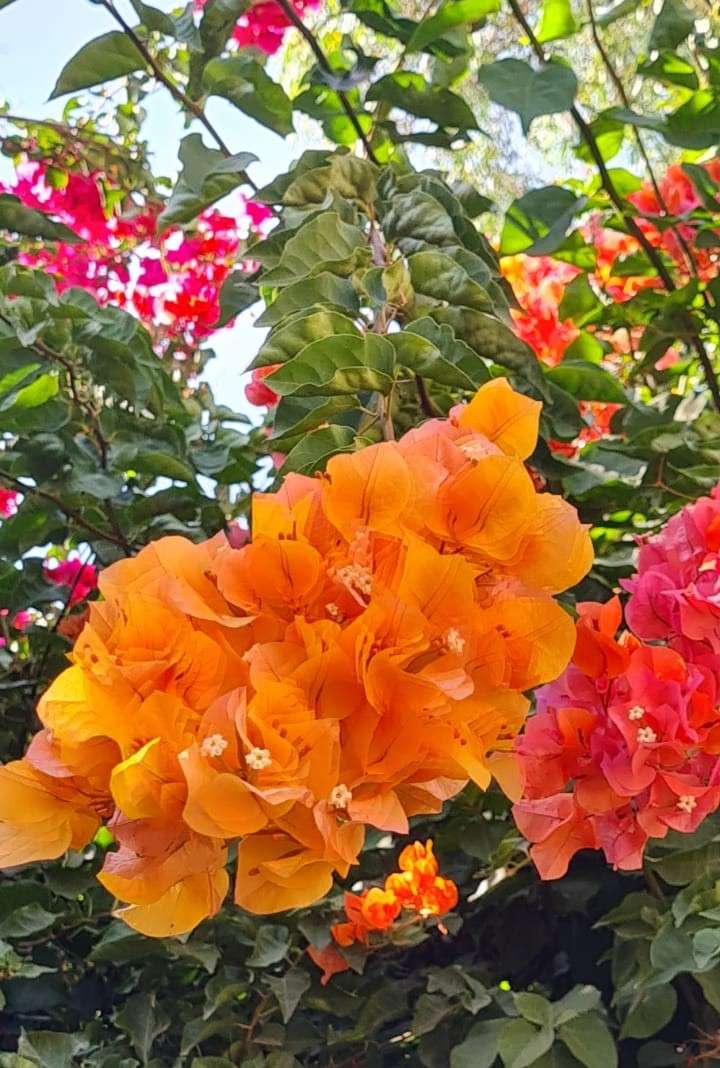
[0,379,592,936]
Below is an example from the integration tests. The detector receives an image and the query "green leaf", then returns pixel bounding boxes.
[247,924,290,967]
[367,71,479,130]
[158,133,257,230]
[217,271,258,327]
[50,30,146,98]
[406,0,499,51]
[648,923,698,984]
[390,318,490,388]
[537,0,580,42]
[429,305,550,398]
[478,59,578,134]
[0,194,81,243]
[253,308,361,368]
[558,274,603,326]
[552,987,602,1027]
[266,334,395,396]
[203,57,293,135]
[545,361,627,403]
[597,0,641,25]
[266,969,311,1023]
[257,272,360,327]
[408,250,493,311]
[637,51,698,89]
[498,1018,554,1068]
[17,1032,85,1068]
[621,987,677,1040]
[261,213,366,286]
[648,0,695,50]
[282,425,357,475]
[187,0,251,97]
[0,904,56,939]
[380,189,457,254]
[500,187,585,256]
[270,394,357,449]
[514,992,553,1028]
[115,993,170,1065]
[558,1014,618,1068]
[450,1019,505,1068]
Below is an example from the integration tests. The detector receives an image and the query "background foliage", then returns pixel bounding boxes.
[4,0,720,1064]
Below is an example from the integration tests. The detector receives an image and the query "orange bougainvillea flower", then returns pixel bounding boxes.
[0,380,591,935]
[310,838,458,982]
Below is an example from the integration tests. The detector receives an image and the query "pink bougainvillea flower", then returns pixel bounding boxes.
[44,556,98,606]
[0,488,19,519]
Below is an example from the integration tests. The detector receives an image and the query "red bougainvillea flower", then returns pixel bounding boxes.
[245,364,281,407]
[193,0,320,53]
[3,162,268,365]
[515,483,720,880]
[0,380,591,936]
[0,488,19,519]
[44,555,98,606]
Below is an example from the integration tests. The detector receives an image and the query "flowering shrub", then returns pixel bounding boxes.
[516,485,720,879]
[0,378,590,936]
[4,160,270,364]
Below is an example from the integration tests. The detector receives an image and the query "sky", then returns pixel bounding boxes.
[0,0,303,414]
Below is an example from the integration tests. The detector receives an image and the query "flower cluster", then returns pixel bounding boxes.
[308,840,457,984]
[5,161,271,363]
[0,380,591,936]
[193,0,320,54]
[515,484,720,878]
[0,488,19,520]
[43,554,99,606]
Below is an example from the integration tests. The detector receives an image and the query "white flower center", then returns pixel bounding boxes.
[445,627,465,655]
[336,564,372,599]
[636,726,657,744]
[246,746,272,771]
[200,733,228,758]
[677,794,698,814]
[628,705,645,721]
[329,783,353,809]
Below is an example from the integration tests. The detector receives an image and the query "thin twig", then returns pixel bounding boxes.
[274,0,379,164]
[415,374,440,418]
[505,0,720,413]
[585,0,699,277]
[1,112,139,163]
[0,469,137,551]
[98,0,259,191]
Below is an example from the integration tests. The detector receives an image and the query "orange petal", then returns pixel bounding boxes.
[322,443,413,537]
[513,495,593,594]
[458,378,541,460]
[180,744,267,838]
[115,867,229,937]
[235,833,334,913]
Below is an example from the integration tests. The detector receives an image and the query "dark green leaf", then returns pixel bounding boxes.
[498,1018,554,1068]
[266,334,395,396]
[0,194,81,243]
[500,187,586,256]
[368,71,479,130]
[478,59,578,133]
[621,987,677,1040]
[281,424,357,475]
[50,31,146,98]
[558,1014,618,1068]
[648,0,694,50]
[115,993,170,1065]
[247,924,290,967]
[266,969,311,1023]
[158,134,257,230]
[203,57,293,135]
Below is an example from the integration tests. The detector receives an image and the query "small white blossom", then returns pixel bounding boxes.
[246,746,272,771]
[200,733,228,758]
[677,794,698,814]
[628,705,645,721]
[637,726,657,744]
[329,783,353,809]
[445,628,465,655]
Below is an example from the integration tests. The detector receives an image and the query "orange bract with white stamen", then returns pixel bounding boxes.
[0,379,591,936]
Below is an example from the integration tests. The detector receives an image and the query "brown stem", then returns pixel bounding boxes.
[415,374,440,418]
[98,0,259,191]
[505,0,720,413]
[0,469,137,552]
[274,0,379,164]
[584,0,699,278]
[1,112,138,163]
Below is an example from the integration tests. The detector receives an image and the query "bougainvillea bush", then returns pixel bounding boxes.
[6,0,720,1065]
